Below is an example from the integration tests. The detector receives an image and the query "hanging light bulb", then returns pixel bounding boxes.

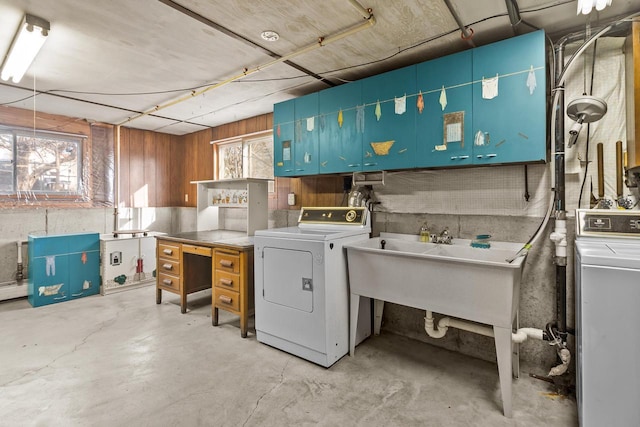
[577,0,612,15]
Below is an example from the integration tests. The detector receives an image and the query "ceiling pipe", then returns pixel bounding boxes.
[119,2,376,126]
[442,0,475,47]
[157,0,334,88]
[505,0,522,35]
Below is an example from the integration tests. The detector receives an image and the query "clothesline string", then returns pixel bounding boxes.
[275,65,544,127]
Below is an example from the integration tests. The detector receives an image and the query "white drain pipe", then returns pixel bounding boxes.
[424,311,544,343]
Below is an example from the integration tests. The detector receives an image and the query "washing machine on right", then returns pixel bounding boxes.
[575,209,640,427]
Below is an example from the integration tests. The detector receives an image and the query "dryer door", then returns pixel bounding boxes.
[263,247,313,312]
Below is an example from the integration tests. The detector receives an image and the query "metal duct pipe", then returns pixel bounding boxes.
[505,0,522,35]
[120,2,376,126]
[442,0,475,47]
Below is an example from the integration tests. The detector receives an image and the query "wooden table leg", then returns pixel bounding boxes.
[240,313,248,338]
[156,288,162,304]
[180,292,187,314]
[212,307,219,326]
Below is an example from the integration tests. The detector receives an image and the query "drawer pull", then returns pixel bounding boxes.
[163,263,173,270]
[220,278,233,286]
[219,295,233,304]
[163,248,173,255]
[219,260,234,268]
[163,279,173,286]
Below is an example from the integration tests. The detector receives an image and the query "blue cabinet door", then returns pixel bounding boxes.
[472,30,546,165]
[293,93,319,175]
[416,50,473,167]
[362,65,417,171]
[273,99,295,177]
[68,233,100,299]
[319,81,363,173]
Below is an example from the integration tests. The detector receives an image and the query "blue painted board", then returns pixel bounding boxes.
[362,65,417,171]
[472,30,547,164]
[416,50,473,167]
[273,99,295,177]
[319,81,363,173]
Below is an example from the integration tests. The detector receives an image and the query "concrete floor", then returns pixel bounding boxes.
[0,286,577,427]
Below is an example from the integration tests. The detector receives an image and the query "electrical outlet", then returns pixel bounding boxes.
[185,194,188,202]
[287,192,296,206]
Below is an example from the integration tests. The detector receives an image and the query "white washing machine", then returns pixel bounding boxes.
[254,207,372,367]
[575,209,640,427]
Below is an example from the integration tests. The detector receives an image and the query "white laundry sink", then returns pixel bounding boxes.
[344,233,527,417]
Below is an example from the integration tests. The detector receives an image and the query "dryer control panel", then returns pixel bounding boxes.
[298,207,368,226]
[577,209,640,237]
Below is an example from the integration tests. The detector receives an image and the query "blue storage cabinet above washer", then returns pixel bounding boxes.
[28,232,100,307]
[293,93,320,176]
[273,99,296,177]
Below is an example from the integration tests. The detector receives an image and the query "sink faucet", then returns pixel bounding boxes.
[432,227,452,244]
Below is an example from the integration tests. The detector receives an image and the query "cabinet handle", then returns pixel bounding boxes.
[450,156,458,160]
[163,279,173,286]
[220,278,233,286]
[220,260,234,268]
[219,295,233,304]
[476,155,484,159]
[459,155,469,159]
[71,292,83,297]
[284,169,293,172]
[163,249,173,255]
[163,263,173,270]
[347,164,360,168]
[363,163,377,167]
[486,153,497,158]
[295,168,305,171]
[54,296,68,300]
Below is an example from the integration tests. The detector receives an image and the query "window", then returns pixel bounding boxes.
[214,131,274,190]
[0,128,83,196]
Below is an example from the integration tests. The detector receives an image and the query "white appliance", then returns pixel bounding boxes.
[575,209,640,427]
[100,231,165,295]
[254,207,372,367]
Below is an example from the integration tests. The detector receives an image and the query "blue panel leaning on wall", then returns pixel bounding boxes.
[28,232,101,307]
[272,30,547,177]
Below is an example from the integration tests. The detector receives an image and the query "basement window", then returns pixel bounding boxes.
[0,128,83,196]
[214,131,274,191]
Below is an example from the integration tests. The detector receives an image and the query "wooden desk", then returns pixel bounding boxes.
[155,231,254,337]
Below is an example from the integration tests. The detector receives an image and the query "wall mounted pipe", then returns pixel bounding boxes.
[424,311,546,343]
[442,0,475,47]
[119,1,376,126]
[16,241,24,281]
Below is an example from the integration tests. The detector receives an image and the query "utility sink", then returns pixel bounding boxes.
[344,233,528,418]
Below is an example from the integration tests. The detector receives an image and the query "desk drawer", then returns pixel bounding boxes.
[215,288,240,312]
[159,259,180,274]
[183,244,212,257]
[215,250,240,273]
[215,270,240,292]
[158,272,180,292]
[158,241,180,260]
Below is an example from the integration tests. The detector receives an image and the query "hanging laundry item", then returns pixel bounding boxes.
[416,91,424,114]
[277,124,281,137]
[356,105,365,133]
[306,117,314,132]
[439,86,447,111]
[337,109,344,128]
[45,255,56,276]
[526,66,537,95]
[482,74,499,99]
[474,130,486,146]
[395,95,406,115]
[375,100,382,121]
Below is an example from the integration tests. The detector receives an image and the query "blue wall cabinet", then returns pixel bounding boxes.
[273,99,296,177]
[28,232,100,307]
[362,65,417,171]
[293,93,319,176]
[416,50,473,168]
[319,81,363,173]
[472,30,546,165]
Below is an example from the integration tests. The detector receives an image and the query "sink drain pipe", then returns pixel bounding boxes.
[424,311,570,376]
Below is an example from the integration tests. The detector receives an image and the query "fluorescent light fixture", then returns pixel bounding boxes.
[577,0,612,15]
[1,14,50,83]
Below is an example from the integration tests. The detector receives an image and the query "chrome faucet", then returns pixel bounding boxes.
[432,227,452,244]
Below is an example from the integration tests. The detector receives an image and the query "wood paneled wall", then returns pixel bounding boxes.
[118,127,183,208]
[0,105,91,136]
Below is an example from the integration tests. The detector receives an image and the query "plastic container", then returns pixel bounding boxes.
[471,234,492,249]
[420,223,431,243]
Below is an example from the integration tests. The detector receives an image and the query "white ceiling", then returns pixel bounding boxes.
[0,0,638,135]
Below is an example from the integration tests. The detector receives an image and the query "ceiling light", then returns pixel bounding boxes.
[577,0,612,15]
[1,14,50,83]
[260,30,279,42]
